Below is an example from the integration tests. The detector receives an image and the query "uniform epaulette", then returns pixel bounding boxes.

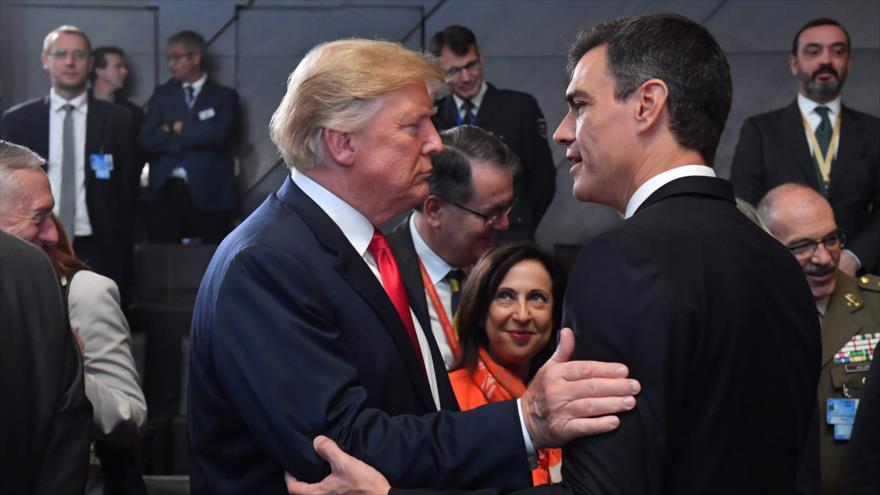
[857,273,880,292]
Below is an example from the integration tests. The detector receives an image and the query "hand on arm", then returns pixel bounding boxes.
[520,328,640,450]
[286,436,390,495]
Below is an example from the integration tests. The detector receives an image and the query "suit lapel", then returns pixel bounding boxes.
[828,106,862,192]
[278,178,437,411]
[192,79,213,112]
[83,96,106,196]
[781,102,822,190]
[820,273,865,367]
[37,96,51,160]
[474,83,500,130]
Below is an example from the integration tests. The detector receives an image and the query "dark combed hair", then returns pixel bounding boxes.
[791,17,851,55]
[429,25,478,57]
[168,30,207,55]
[418,125,519,211]
[455,243,566,382]
[90,45,125,81]
[567,14,732,165]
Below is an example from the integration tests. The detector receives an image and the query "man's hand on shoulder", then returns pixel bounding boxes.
[521,327,640,449]
[286,436,390,495]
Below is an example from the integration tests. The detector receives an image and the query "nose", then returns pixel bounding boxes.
[492,210,510,231]
[423,122,443,156]
[811,242,833,265]
[39,217,59,247]
[553,112,574,145]
[512,298,531,322]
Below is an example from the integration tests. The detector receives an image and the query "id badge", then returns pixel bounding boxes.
[90,153,114,180]
[834,424,854,441]
[198,107,216,121]
[827,398,859,441]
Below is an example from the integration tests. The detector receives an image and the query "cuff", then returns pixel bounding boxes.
[516,397,538,469]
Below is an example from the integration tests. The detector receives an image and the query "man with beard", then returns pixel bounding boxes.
[758,183,880,495]
[731,18,880,275]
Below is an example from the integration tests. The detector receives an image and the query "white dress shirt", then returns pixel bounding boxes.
[48,88,92,237]
[798,93,842,159]
[409,214,457,369]
[453,81,488,123]
[625,165,717,219]
[291,170,441,410]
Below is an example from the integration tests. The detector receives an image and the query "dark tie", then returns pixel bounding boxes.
[60,104,76,236]
[184,84,195,108]
[446,269,465,317]
[461,100,475,125]
[815,106,832,157]
[368,229,425,370]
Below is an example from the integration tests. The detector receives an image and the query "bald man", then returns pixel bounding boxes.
[759,183,880,494]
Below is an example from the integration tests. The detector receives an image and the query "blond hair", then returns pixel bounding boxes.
[269,39,444,171]
[43,25,92,54]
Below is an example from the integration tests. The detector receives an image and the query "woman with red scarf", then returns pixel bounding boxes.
[448,243,566,485]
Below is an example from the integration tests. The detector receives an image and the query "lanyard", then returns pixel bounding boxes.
[417,257,462,363]
[801,110,842,187]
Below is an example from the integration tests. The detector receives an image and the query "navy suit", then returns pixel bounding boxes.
[0,94,137,287]
[730,102,880,273]
[140,78,238,212]
[188,177,531,494]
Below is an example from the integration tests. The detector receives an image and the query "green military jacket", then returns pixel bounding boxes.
[819,271,880,494]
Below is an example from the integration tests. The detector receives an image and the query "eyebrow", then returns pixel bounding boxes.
[803,41,848,50]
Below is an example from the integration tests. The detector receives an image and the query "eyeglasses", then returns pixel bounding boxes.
[786,231,846,258]
[447,198,517,227]
[47,49,89,61]
[166,52,193,62]
[443,60,481,80]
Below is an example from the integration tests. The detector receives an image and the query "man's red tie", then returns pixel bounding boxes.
[367,228,425,371]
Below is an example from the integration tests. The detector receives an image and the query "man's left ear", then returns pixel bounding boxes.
[635,79,669,130]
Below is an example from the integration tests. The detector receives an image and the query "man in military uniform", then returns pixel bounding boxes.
[759,183,880,494]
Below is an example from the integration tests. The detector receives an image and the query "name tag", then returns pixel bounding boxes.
[89,153,114,180]
[827,398,860,441]
[198,108,216,121]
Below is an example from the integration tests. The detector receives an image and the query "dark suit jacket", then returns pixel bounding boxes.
[188,177,531,494]
[841,341,880,495]
[434,83,555,242]
[0,231,92,495]
[387,215,433,341]
[553,176,821,493]
[140,78,239,212]
[730,101,880,272]
[0,94,137,285]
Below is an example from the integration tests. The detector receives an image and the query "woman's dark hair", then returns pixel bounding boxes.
[47,213,89,279]
[455,243,566,381]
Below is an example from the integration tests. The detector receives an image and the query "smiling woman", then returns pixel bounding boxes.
[450,243,566,485]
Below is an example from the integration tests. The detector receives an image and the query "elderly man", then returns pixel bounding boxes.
[287,14,822,495]
[389,125,517,369]
[188,39,639,494]
[758,183,880,494]
[0,141,92,495]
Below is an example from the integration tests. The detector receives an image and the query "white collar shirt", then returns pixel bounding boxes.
[291,170,441,410]
[183,73,208,103]
[453,81,488,121]
[409,214,457,369]
[624,165,716,219]
[798,93,842,158]
[48,88,92,236]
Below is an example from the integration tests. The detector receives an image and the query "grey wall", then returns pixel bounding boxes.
[2,0,878,250]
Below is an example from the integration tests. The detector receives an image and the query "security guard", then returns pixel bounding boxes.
[758,183,880,494]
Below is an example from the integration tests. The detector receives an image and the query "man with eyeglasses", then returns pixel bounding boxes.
[140,30,239,244]
[429,25,555,244]
[388,125,517,369]
[758,182,880,494]
[0,25,137,291]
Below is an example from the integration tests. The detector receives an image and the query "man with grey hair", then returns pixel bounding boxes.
[0,24,137,290]
[758,183,880,494]
[188,39,639,494]
[0,140,91,495]
[388,125,518,369]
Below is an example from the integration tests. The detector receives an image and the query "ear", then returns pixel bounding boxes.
[789,54,799,77]
[634,79,668,131]
[191,51,203,69]
[323,128,356,167]
[422,195,445,227]
[41,52,49,71]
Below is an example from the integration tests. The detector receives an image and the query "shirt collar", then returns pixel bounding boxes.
[624,165,716,219]
[453,81,488,113]
[816,294,830,318]
[50,87,88,112]
[184,73,208,93]
[290,169,375,257]
[798,93,841,119]
[409,213,453,286]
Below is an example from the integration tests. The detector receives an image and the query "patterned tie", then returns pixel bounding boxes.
[184,84,195,108]
[815,106,832,157]
[461,99,476,125]
[367,229,425,370]
[446,269,465,318]
[59,104,77,236]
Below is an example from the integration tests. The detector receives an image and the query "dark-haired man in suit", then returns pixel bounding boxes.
[140,30,239,244]
[731,18,880,275]
[0,25,137,289]
[429,26,555,243]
